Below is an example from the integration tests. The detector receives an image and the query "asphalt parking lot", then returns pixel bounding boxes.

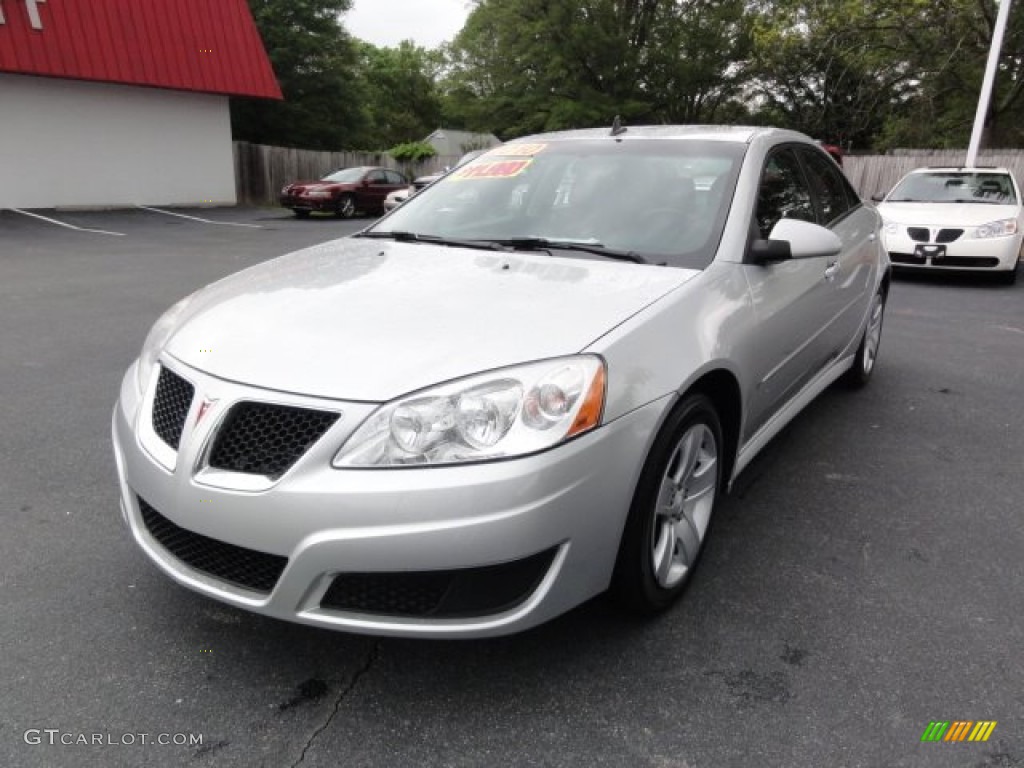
[1,206,1022,768]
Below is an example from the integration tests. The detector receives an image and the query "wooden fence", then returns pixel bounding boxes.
[844,149,1024,199]
[234,140,1024,207]
[233,142,460,205]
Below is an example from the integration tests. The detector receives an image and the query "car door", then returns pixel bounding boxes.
[796,147,879,359]
[742,147,841,440]
[360,169,390,210]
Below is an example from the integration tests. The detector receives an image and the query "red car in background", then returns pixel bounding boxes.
[819,142,844,167]
[280,166,409,219]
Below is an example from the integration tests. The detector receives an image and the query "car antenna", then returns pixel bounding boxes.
[610,115,627,137]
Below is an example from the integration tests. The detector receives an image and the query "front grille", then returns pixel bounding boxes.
[138,496,287,593]
[936,228,964,243]
[320,547,559,618]
[907,227,930,242]
[889,252,927,265]
[935,255,999,268]
[152,367,195,449]
[208,402,339,478]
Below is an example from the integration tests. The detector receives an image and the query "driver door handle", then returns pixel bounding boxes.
[824,261,840,281]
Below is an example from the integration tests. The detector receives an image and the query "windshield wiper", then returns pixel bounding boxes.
[483,237,648,264]
[354,231,505,251]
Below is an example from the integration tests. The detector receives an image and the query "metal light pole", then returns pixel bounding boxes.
[966,0,1013,167]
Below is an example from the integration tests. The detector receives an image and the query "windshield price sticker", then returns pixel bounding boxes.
[492,143,547,157]
[452,159,533,180]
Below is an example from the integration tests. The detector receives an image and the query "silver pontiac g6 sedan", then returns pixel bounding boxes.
[112,126,890,638]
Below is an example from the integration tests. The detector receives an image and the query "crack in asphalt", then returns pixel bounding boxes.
[289,642,381,768]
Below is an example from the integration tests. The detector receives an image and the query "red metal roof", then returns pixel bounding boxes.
[0,0,282,99]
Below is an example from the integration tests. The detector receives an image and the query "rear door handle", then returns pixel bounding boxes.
[824,262,840,281]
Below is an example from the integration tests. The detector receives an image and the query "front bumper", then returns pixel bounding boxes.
[279,195,334,212]
[882,229,1022,272]
[112,358,667,638]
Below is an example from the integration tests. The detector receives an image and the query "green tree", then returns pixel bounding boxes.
[747,0,1024,150]
[358,41,445,147]
[441,0,752,138]
[231,0,370,150]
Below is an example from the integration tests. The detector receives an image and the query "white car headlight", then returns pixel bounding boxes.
[334,356,606,468]
[975,218,1018,238]
[135,296,193,392]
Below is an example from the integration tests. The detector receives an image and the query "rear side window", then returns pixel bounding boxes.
[756,149,814,238]
[800,148,855,225]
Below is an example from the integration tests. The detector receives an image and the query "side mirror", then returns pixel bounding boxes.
[752,218,842,264]
[870,192,885,203]
[750,238,792,263]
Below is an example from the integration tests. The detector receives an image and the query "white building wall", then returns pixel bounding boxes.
[0,73,236,209]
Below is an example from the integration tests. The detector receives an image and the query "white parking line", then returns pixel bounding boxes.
[136,205,264,228]
[8,208,126,236]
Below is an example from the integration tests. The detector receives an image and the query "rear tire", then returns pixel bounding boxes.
[611,394,723,614]
[841,286,886,389]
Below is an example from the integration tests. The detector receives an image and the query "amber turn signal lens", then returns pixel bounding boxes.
[567,363,605,437]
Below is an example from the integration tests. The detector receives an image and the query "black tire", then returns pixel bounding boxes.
[611,393,723,614]
[292,209,311,219]
[335,194,357,219]
[841,286,887,389]
[997,264,1018,285]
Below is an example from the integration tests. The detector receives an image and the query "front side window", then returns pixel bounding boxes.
[371,139,745,269]
[800,148,854,225]
[756,149,814,238]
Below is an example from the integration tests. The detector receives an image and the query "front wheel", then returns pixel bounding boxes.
[841,286,886,389]
[611,394,723,614]
[335,194,357,219]
[292,209,311,219]
[997,264,1018,285]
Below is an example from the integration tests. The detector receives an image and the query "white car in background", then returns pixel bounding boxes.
[875,167,1023,284]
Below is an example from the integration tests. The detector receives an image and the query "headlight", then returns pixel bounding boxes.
[881,219,899,235]
[306,189,332,199]
[975,218,1018,238]
[334,356,606,467]
[135,296,193,392]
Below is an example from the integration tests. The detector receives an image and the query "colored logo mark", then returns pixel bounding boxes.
[921,721,997,742]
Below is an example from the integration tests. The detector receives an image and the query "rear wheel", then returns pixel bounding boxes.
[841,286,886,389]
[335,194,357,219]
[612,394,723,614]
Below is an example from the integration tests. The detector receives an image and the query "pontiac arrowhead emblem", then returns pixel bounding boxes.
[195,398,217,427]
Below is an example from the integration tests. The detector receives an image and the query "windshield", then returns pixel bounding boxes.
[370,139,745,269]
[322,168,367,183]
[888,171,1018,204]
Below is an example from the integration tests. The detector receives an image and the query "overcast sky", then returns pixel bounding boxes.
[346,0,472,48]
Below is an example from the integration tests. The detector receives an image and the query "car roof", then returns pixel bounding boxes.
[507,125,812,145]
[908,166,1013,174]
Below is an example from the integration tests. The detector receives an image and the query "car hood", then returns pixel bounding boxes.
[286,181,348,192]
[164,239,697,402]
[877,201,1020,227]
